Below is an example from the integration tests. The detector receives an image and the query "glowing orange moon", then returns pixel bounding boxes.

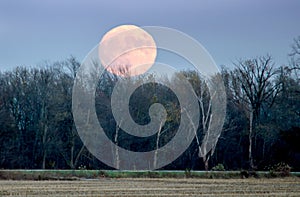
[98,25,157,76]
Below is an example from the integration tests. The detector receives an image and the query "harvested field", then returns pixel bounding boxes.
[0,178,299,196]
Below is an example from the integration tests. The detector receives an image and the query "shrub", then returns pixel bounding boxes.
[269,162,291,177]
[240,170,259,178]
[212,164,225,171]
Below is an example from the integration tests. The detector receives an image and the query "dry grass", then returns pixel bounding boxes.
[0,178,299,196]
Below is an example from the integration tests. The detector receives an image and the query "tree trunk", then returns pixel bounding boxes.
[70,139,75,169]
[249,109,254,169]
[42,151,47,169]
[203,155,210,171]
[198,87,213,171]
[114,120,122,169]
[153,121,164,169]
[42,124,48,169]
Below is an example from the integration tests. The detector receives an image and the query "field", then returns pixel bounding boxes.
[1,178,300,196]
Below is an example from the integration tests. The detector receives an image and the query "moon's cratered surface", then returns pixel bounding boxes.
[98,25,157,76]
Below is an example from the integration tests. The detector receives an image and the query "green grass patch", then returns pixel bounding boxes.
[0,170,299,180]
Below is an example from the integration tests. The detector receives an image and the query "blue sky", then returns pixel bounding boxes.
[0,0,299,71]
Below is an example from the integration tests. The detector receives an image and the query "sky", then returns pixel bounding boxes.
[0,0,300,71]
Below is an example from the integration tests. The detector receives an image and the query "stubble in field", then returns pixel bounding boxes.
[1,178,300,196]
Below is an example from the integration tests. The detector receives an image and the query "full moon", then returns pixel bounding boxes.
[98,25,157,76]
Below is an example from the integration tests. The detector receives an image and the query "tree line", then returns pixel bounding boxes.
[0,37,299,171]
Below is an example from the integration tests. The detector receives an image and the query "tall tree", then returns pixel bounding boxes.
[53,58,85,169]
[230,56,281,169]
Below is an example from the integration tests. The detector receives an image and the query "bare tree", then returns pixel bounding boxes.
[54,58,85,169]
[290,36,300,58]
[182,71,224,170]
[289,36,300,79]
[231,56,281,169]
[197,79,212,170]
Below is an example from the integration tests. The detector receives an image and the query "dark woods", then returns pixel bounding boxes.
[0,38,300,171]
